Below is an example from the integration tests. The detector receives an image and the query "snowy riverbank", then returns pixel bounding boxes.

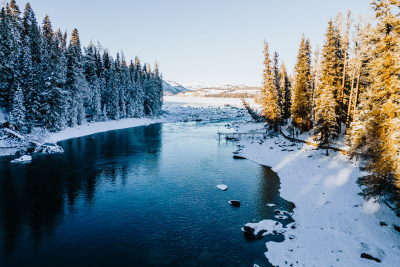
[49,96,252,142]
[1,96,251,156]
[233,122,400,266]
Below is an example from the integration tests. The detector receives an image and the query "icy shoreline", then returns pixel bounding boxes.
[49,117,164,142]
[234,122,400,266]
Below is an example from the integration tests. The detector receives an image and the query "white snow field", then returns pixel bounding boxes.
[233,122,400,266]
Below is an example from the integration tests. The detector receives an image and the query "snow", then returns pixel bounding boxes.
[0,106,6,123]
[217,184,228,191]
[234,122,400,266]
[182,81,260,90]
[163,96,254,108]
[10,155,32,163]
[162,80,188,95]
[49,117,164,142]
[242,219,284,237]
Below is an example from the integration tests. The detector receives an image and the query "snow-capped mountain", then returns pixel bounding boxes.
[176,82,261,98]
[162,80,188,95]
[182,82,260,91]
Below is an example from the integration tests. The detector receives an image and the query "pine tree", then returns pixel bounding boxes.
[261,41,281,131]
[314,21,342,155]
[291,36,313,131]
[349,0,400,194]
[83,41,101,121]
[66,28,86,126]
[278,62,291,121]
[0,4,21,110]
[10,84,26,129]
[22,3,43,122]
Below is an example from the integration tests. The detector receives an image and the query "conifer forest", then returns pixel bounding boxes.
[260,0,400,209]
[0,0,163,133]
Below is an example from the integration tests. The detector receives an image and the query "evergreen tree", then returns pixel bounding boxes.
[10,84,25,129]
[83,41,101,121]
[349,0,400,194]
[291,36,313,131]
[314,21,342,154]
[278,62,291,121]
[65,28,86,126]
[261,41,281,130]
[22,3,43,122]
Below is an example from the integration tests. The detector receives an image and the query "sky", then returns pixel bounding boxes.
[9,0,372,86]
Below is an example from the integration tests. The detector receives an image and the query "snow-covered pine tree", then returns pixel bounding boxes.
[118,52,128,119]
[0,5,21,110]
[314,21,342,154]
[66,28,86,126]
[105,57,120,120]
[152,62,163,116]
[349,0,400,194]
[336,11,352,125]
[22,3,43,122]
[278,62,291,121]
[133,56,145,117]
[261,41,281,131]
[273,52,282,121]
[291,36,313,131]
[10,84,26,129]
[83,41,101,121]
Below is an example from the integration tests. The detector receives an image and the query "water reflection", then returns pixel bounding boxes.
[258,167,294,224]
[0,122,293,267]
[0,124,162,258]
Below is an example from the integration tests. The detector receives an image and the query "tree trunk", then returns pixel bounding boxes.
[345,64,357,128]
[352,68,361,121]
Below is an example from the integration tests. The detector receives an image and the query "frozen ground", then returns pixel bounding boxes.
[232,121,400,266]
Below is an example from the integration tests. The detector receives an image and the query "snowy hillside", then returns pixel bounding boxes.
[162,80,188,95]
[177,82,261,98]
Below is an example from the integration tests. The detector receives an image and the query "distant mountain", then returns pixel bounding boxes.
[177,82,261,98]
[162,80,188,95]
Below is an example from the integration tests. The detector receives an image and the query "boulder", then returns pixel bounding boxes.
[228,200,240,207]
[233,155,246,159]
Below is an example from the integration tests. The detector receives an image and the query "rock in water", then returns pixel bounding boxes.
[216,184,228,191]
[233,155,246,159]
[228,200,240,207]
[10,155,32,163]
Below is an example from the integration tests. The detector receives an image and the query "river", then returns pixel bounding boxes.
[0,118,293,266]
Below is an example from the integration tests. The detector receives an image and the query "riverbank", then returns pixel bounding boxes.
[1,97,252,156]
[234,122,400,266]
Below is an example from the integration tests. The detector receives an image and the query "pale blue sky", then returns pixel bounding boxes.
[14,0,372,85]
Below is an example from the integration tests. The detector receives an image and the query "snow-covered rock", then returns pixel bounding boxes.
[242,219,284,239]
[11,155,32,163]
[34,143,64,154]
[216,184,228,191]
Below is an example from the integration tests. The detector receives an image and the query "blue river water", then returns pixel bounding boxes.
[0,120,293,266]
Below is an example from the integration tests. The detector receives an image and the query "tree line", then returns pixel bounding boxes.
[0,0,163,132]
[260,0,400,208]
